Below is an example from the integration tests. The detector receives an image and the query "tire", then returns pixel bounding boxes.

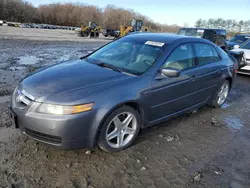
[210,80,230,108]
[98,106,140,152]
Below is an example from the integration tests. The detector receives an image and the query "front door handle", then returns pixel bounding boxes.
[190,75,196,82]
[216,69,222,74]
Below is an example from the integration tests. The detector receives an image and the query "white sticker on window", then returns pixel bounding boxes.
[197,29,204,33]
[145,41,165,47]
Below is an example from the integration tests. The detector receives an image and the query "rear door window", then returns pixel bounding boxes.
[194,43,220,65]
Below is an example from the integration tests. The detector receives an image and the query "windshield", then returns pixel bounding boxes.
[86,40,164,75]
[229,35,250,44]
[240,39,250,50]
[178,29,204,38]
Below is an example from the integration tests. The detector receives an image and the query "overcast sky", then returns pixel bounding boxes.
[27,0,250,26]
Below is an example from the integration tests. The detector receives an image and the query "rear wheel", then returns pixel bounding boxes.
[211,80,230,108]
[98,106,140,152]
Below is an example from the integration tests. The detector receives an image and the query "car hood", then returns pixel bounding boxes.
[21,59,131,102]
[226,41,239,47]
[231,48,250,58]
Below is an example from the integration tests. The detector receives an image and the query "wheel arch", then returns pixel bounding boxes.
[93,100,144,147]
[225,77,233,90]
[221,72,233,90]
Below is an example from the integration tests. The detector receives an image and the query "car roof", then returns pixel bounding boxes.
[124,32,212,44]
[180,27,226,31]
[236,33,250,36]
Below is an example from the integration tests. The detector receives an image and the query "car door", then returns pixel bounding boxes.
[149,43,202,123]
[192,43,223,102]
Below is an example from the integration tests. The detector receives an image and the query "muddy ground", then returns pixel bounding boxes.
[0,26,112,42]
[0,28,250,188]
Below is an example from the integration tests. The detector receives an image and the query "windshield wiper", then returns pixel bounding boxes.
[96,63,122,73]
[85,59,140,76]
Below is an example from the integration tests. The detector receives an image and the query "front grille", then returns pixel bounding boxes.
[24,128,62,145]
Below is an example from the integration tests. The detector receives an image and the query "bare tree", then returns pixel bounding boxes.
[195,18,250,32]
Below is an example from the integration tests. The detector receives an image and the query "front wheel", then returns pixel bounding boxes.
[98,106,140,152]
[211,80,230,108]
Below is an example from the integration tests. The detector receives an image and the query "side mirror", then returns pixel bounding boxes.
[161,68,180,77]
[234,45,240,49]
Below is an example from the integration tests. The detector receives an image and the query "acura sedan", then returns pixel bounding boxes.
[10,33,237,152]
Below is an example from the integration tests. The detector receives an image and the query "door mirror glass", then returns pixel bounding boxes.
[161,68,180,77]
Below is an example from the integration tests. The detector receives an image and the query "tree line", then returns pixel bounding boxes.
[0,0,180,32]
[195,18,250,32]
[2,0,249,34]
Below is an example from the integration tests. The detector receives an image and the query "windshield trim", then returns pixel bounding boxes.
[240,39,250,49]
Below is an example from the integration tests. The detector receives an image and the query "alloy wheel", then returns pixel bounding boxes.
[105,112,137,148]
[217,82,229,106]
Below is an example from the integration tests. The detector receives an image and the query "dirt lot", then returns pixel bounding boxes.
[0,27,250,188]
[0,26,112,42]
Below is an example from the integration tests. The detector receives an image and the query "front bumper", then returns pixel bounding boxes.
[238,61,250,75]
[11,102,99,150]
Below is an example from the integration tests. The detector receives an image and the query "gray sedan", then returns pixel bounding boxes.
[10,33,237,152]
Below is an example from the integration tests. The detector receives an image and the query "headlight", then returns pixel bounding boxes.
[37,103,94,115]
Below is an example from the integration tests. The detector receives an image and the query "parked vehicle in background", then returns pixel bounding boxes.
[78,22,102,38]
[7,23,15,27]
[226,33,250,50]
[178,28,227,47]
[178,27,246,68]
[117,19,149,38]
[10,33,237,152]
[231,39,250,75]
[2,22,8,27]
[103,29,116,37]
[20,24,30,28]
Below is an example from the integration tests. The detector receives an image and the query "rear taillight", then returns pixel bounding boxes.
[233,63,238,73]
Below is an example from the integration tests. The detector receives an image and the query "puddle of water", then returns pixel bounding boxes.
[58,54,71,62]
[9,66,27,71]
[18,55,42,65]
[221,103,231,109]
[38,53,51,58]
[224,116,244,131]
